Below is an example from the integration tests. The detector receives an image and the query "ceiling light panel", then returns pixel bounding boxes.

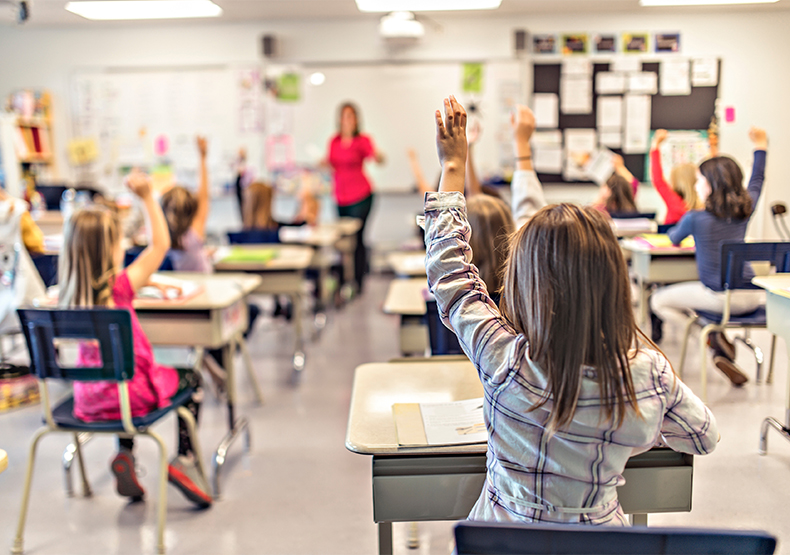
[65,0,223,20]
[356,0,502,13]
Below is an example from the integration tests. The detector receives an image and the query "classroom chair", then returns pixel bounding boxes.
[677,241,790,401]
[124,247,174,271]
[12,308,207,555]
[453,521,777,555]
[227,229,281,244]
[425,299,465,356]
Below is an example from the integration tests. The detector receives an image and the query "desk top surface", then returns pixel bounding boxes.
[619,238,696,256]
[383,278,428,316]
[346,359,484,456]
[387,251,427,277]
[135,272,261,311]
[213,244,314,271]
[752,274,790,299]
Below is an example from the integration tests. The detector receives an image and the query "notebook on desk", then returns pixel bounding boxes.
[393,397,487,447]
[214,246,279,264]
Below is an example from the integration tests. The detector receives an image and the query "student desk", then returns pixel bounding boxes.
[383,278,428,356]
[620,239,698,326]
[0,448,7,474]
[134,272,262,498]
[346,360,695,555]
[753,275,790,453]
[387,251,427,278]
[214,244,313,372]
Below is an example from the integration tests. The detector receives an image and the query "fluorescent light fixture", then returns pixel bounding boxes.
[309,72,326,86]
[65,0,223,20]
[356,0,501,12]
[640,0,777,5]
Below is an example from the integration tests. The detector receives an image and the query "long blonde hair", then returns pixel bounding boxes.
[58,207,120,308]
[670,163,699,211]
[500,203,640,434]
[161,186,198,250]
[467,195,514,297]
[243,181,277,230]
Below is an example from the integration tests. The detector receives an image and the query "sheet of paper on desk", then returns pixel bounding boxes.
[532,93,559,129]
[279,225,313,243]
[660,59,691,96]
[137,274,201,301]
[420,397,487,445]
[634,234,695,249]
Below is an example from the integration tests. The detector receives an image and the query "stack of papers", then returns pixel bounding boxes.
[393,397,487,447]
[136,274,201,302]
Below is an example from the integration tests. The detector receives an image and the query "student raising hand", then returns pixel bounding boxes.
[436,95,467,194]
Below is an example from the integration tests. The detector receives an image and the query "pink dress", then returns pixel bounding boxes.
[328,134,377,207]
[72,271,179,422]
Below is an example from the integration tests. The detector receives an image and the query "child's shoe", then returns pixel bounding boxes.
[111,448,145,500]
[713,355,748,386]
[168,454,213,508]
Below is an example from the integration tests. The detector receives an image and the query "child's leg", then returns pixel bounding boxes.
[244,302,260,338]
[174,367,202,456]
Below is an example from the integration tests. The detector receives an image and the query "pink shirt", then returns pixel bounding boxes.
[73,271,179,422]
[328,134,376,207]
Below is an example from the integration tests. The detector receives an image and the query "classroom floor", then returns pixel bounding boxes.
[1,274,789,554]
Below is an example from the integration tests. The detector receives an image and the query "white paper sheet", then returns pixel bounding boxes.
[562,58,592,75]
[627,72,658,95]
[599,130,623,148]
[560,75,592,114]
[596,96,623,129]
[532,130,563,146]
[623,94,652,154]
[596,72,626,94]
[612,57,641,73]
[533,93,559,129]
[660,59,691,96]
[533,145,564,174]
[563,129,597,180]
[692,57,718,87]
[585,147,616,185]
[420,398,487,446]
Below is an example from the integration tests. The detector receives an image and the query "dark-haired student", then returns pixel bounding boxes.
[650,127,768,385]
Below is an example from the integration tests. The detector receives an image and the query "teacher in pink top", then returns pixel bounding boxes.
[327,102,385,294]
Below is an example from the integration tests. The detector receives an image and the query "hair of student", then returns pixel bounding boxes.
[58,207,121,308]
[669,163,699,211]
[466,195,514,296]
[243,181,277,230]
[338,102,361,137]
[604,174,638,214]
[161,186,198,250]
[699,156,752,220]
[499,203,641,434]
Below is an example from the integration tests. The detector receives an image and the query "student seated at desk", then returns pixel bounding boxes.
[649,130,701,225]
[650,127,768,385]
[425,96,717,526]
[591,155,640,217]
[60,170,212,507]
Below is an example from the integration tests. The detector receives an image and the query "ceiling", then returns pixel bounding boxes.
[4,0,790,27]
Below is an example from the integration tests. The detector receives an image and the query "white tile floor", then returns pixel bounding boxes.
[1,274,789,554]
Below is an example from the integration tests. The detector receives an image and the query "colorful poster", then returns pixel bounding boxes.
[623,32,649,54]
[562,33,589,55]
[238,68,264,132]
[276,73,301,103]
[655,33,681,53]
[594,34,618,53]
[533,34,557,54]
[462,63,484,94]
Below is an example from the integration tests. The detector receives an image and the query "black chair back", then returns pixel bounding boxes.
[227,229,281,244]
[720,241,790,291]
[17,308,135,382]
[454,521,777,555]
[124,247,174,271]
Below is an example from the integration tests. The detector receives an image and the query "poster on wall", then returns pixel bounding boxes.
[238,68,264,133]
[276,73,301,103]
[648,130,710,178]
[654,33,681,53]
[594,34,618,53]
[462,63,484,94]
[533,34,557,54]
[562,33,589,55]
[622,32,649,54]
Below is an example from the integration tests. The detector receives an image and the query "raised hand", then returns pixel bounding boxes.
[435,95,467,194]
[510,105,536,145]
[654,129,668,146]
[612,154,625,169]
[748,127,768,150]
[197,136,208,158]
[467,119,482,145]
[125,169,152,199]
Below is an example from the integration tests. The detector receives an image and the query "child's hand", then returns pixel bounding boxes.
[197,136,208,158]
[749,127,768,150]
[435,95,467,171]
[611,154,625,169]
[125,170,152,199]
[467,119,481,145]
[652,129,668,149]
[510,105,536,145]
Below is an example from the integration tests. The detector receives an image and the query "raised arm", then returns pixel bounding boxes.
[747,127,768,207]
[650,130,687,218]
[407,148,433,194]
[510,105,546,229]
[191,136,210,240]
[612,154,639,198]
[464,120,482,197]
[125,170,171,292]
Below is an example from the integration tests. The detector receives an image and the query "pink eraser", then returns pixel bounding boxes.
[725,107,735,123]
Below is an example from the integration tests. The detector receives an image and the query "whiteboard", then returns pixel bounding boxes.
[71,66,267,194]
[267,60,527,192]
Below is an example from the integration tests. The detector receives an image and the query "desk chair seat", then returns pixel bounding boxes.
[677,241,790,401]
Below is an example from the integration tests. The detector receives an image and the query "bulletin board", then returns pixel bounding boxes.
[532,59,721,184]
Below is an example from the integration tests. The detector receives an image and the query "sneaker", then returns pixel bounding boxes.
[111,448,145,500]
[714,356,749,386]
[708,332,736,361]
[168,454,212,508]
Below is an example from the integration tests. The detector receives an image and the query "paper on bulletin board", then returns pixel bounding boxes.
[599,130,622,148]
[560,75,592,114]
[596,96,623,130]
[660,59,691,96]
[561,57,592,75]
[612,57,641,73]
[462,63,484,94]
[563,128,597,181]
[692,58,718,87]
[627,72,658,95]
[533,93,559,128]
[596,72,626,94]
[532,131,563,173]
[623,94,651,154]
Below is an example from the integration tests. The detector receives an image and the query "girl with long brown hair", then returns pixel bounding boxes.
[425,96,716,525]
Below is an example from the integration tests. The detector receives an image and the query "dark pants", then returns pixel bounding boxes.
[338,194,374,292]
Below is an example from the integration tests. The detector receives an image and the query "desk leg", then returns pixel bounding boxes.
[758,352,790,454]
[237,334,264,404]
[291,292,306,372]
[630,513,648,526]
[212,339,252,499]
[378,522,393,555]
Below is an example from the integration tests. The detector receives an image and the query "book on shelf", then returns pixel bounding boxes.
[392,397,487,447]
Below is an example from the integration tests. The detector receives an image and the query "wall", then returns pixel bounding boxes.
[0,9,787,242]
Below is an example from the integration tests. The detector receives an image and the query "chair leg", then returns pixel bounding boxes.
[699,324,718,403]
[678,316,698,379]
[142,430,169,555]
[767,335,777,385]
[733,334,764,383]
[72,433,93,498]
[176,406,209,490]
[237,336,263,404]
[12,427,49,555]
[62,433,93,497]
